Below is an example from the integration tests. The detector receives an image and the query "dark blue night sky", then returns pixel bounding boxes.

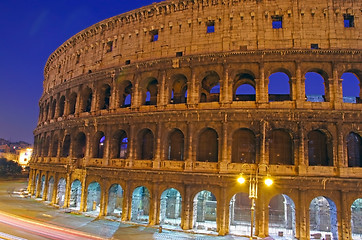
[0,0,358,144]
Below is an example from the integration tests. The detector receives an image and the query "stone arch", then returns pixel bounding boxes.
[58,95,65,117]
[342,72,361,103]
[159,188,182,227]
[268,194,296,239]
[47,176,55,202]
[233,72,256,101]
[305,70,330,102]
[268,71,291,102]
[40,175,46,198]
[309,196,338,240]
[137,128,154,160]
[51,135,59,157]
[347,132,362,167]
[351,198,362,238]
[167,128,184,161]
[131,186,150,223]
[93,131,105,158]
[107,183,124,217]
[193,190,217,232]
[86,181,101,214]
[142,77,158,105]
[69,179,82,210]
[61,134,71,157]
[118,80,132,108]
[171,74,188,104]
[56,178,66,207]
[110,130,128,159]
[200,71,220,103]
[269,129,293,165]
[98,83,111,110]
[73,132,86,158]
[308,130,333,166]
[232,128,256,163]
[68,92,77,114]
[80,86,93,112]
[197,128,218,162]
[228,192,251,236]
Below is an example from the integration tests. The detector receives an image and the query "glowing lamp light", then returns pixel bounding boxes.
[264,176,273,187]
[237,175,246,184]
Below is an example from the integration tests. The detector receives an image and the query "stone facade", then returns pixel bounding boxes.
[29,0,362,239]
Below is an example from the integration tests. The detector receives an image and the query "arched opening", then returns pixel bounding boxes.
[308,130,332,166]
[51,136,59,157]
[39,175,46,198]
[138,129,154,160]
[44,103,49,121]
[99,84,111,110]
[69,180,82,210]
[160,188,182,228]
[305,72,328,102]
[269,129,293,165]
[193,190,217,233]
[81,87,93,112]
[86,182,101,215]
[50,99,56,119]
[68,92,77,115]
[197,128,218,162]
[111,130,128,159]
[268,194,296,239]
[107,184,123,217]
[347,132,362,167]
[131,186,150,223]
[56,178,66,207]
[171,74,187,104]
[268,72,291,102]
[34,174,39,196]
[93,132,105,158]
[119,81,132,108]
[200,71,220,103]
[342,72,360,103]
[42,136,50,157]
[61,135,71,157]
[351,198,362,239]
[47,177,54,202]
[58,95,65,117]
[144,79,158,105]
[229,192,251,236]
[233,73,256,101]
[232,129,256,163]
[167,129,184,161]
[74,132,86,158]
[309,196,338,240]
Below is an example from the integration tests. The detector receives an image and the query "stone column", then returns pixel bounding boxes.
[297,189,309,240]
[123,181,132,221]
[42,172,49,201]
[110,80,117,110]
[51,173,58,205]
[219,119,229,172]
[337,123,345,168]
[298,123,307,174]
[259,120,267,165]
[35,172,42,198]
[220,63,230,104]
[132,75,141,108]
[295,62,305,107]
[64,173,72,208]
[187,69,197,106]
[153,123,162,169]
[340,191,352,240]
[99,179,107,216]
[332,65,342,109]
[126,124,135,168]
[79,176,87,212]
[75,86,82,114]
[184,122,194,171]
[158,70,167,106]
[257,63,268,104]
[91,84,98,112]
[149,186,159,225]
[254,193,268,238]
[181,185,193,230]
[103,126,111,166]
[217,187,229,235]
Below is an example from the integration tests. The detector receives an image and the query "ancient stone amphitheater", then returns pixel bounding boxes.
[28,0,362,239]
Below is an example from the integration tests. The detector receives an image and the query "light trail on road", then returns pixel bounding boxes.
[0,210,104,240]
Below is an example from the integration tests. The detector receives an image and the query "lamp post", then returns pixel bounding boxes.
[237,164,273,240]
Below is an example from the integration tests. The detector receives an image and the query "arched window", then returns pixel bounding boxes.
[171,74,187,104]
[111,130,128,159]
[50,99,56,119]
[51,136,59,157]
[94,132,105,158]
[269,129,293,165]
[58,96,65,117]
[347,132,362,167]
[139,129,154,160]
[268,72,291,102]
[342,72,360,103]
[119,81,132,108]
[74,132,86,158]
[308,130,332,166]
[200,71,220,103]
[68,92,77,114]
[233,73,256,101]
[232,129,256,163]
[99,84,111,110]
[144,79,158,105]
[43,136,50,157]
[168,129,184,160]
[62,135,71,157]
[81,87,92,112]
[197,128,218,162]
[305,72,327,102]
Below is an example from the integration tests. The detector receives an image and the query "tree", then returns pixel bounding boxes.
[0,158,22,176]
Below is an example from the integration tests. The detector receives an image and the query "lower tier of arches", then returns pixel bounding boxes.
[28,165,362,240]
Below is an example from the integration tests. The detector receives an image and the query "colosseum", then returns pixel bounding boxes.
[28,0,361,239]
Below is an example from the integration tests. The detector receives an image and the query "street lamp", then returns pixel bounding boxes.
[237,164,273,240]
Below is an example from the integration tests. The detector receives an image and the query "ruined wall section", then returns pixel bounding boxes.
[43,0,361,94]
